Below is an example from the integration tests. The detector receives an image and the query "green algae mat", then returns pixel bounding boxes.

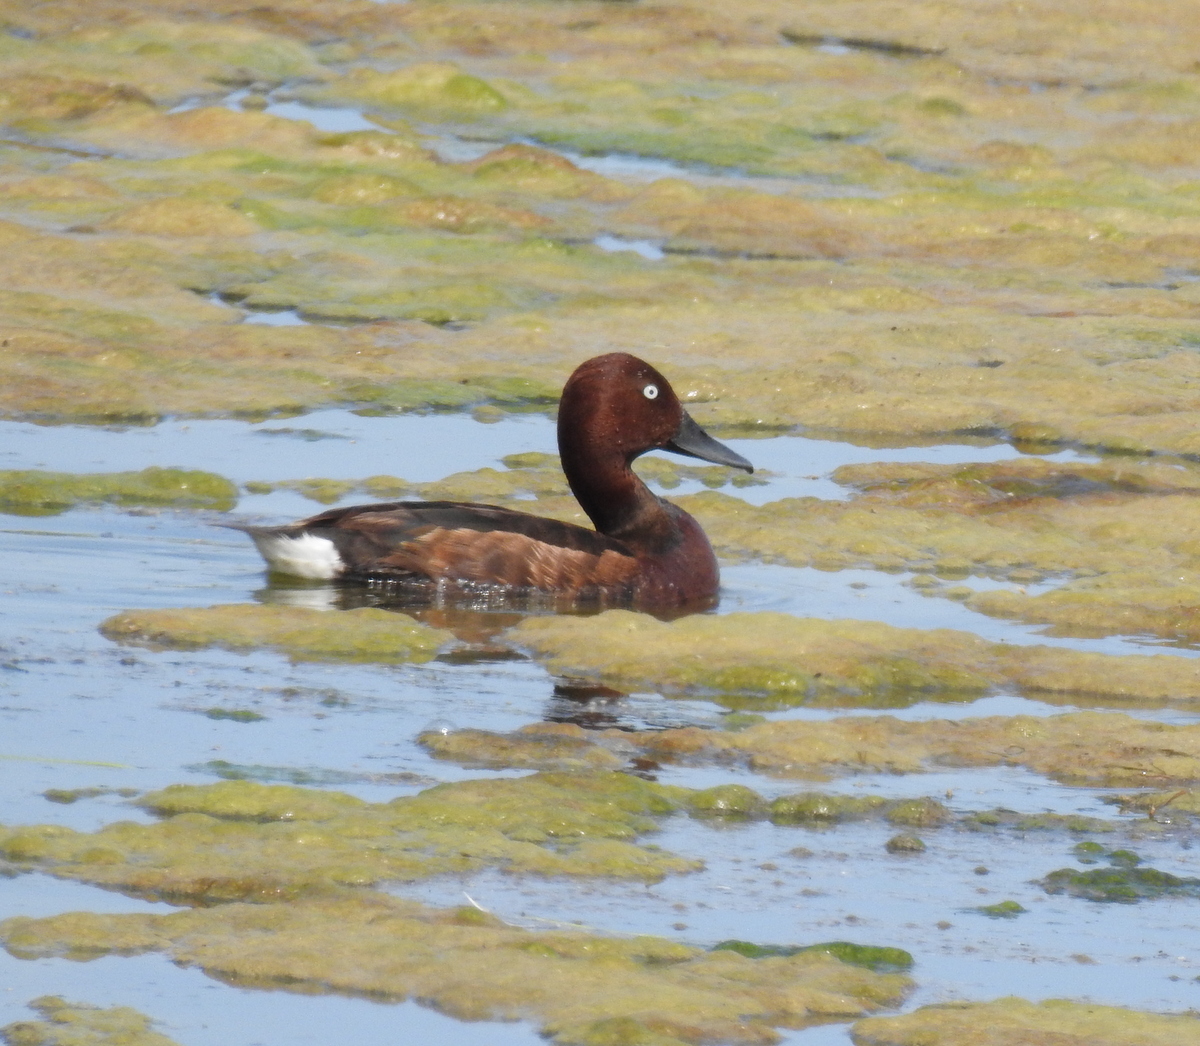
[849,997,1200,1046]
[8,0,1200,1038]
[0,775,914,1044]
[97,601,1200,706]
[421,711,1200,789]
[509,610,1200,707]
[4,0,1200,458]
[0,467,236,515]
[0,774,705,896]
[0,897,911,1046]
[99,604,453,663]
[1,997,182,1046]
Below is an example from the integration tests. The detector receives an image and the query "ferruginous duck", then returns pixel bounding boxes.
[233,352,753,608]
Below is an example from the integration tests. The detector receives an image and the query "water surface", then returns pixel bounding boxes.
[3,409,1197,1041]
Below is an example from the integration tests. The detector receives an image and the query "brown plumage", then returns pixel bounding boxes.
[230,353,753,609]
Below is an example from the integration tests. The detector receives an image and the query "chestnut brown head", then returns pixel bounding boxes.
[558,353,752,472]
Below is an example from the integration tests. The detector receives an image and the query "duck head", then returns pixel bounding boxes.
[558,352,752,537]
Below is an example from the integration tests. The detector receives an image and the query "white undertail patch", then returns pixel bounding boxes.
[251,532,344,580]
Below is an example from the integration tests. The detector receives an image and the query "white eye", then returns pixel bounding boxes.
[643,384,659,400]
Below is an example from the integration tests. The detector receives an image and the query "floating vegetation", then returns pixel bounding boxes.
[0,896,911,1045]
[189,759,431,788]
[8,0,1200,1034]
[0,0,1196,469]
[0,774,708,899]
[969,900,1027,918]
[423,713,1200,788]
[851,997,1200,1046]
[510,610,1200,706]
[711,939,914,973]
[99,604,453,664]
[0,996,180,1046]
[41,787,137,805]
[0,468,237,515]
[1040,847,1200,903]
[201,707,265,723]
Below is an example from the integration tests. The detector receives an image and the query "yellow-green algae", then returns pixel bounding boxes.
[424,735,961,828]
[3,1,1200,1031]
[422,713,1200,789]
[0,467,236,514]
[0,774,701,898]
[0,895,911,1046]
[43,787,137,805]
[509,611,1200,706]
[7,3,1200,457]
[638,713,1200,788]
[850,997,1200,1046]
[422,722,627,773]
[425,729,1138,834]
[684,473,1200,583]
[1,996,180,1046]
[188,758,432,789]
[98,604,453,663]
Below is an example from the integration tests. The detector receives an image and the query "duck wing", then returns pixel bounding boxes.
[231,500,640,594]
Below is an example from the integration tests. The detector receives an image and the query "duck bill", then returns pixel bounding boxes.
[664,412,754,473]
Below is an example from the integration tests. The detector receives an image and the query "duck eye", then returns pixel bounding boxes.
[643,384,659,400]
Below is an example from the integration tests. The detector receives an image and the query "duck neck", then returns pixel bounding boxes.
[561,443,669,547]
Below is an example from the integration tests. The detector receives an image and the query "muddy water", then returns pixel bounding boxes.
[3,408,1200,1043]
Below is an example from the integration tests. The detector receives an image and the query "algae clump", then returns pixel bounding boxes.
[0,895,911,1045]
[334,63,509,117]
[970,900,1027,918]
[98,604,453,664]
[1,996,180,1046]
[510,610,1200,706]
[418,723,625,772]
[137,780,365,822]
[634,712,1200,788]
[851,996,1200,1045]
[0,773,701,900]
[423,711,1200,788]
[1039,846,1200,902]
[713,939,913,973]
[0,468,237,515]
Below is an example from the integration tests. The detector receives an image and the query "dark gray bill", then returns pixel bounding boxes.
[664,412,754,473]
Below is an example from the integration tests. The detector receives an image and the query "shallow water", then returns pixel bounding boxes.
[4,2,1200,1038]
[404,815,1200,1013]
[4,409,1200,1039]
[0,409,1096,506]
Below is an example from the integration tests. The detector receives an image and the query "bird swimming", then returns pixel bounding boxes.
[231,352,753,609]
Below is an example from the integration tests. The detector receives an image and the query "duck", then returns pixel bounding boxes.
[232,352,753,608]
